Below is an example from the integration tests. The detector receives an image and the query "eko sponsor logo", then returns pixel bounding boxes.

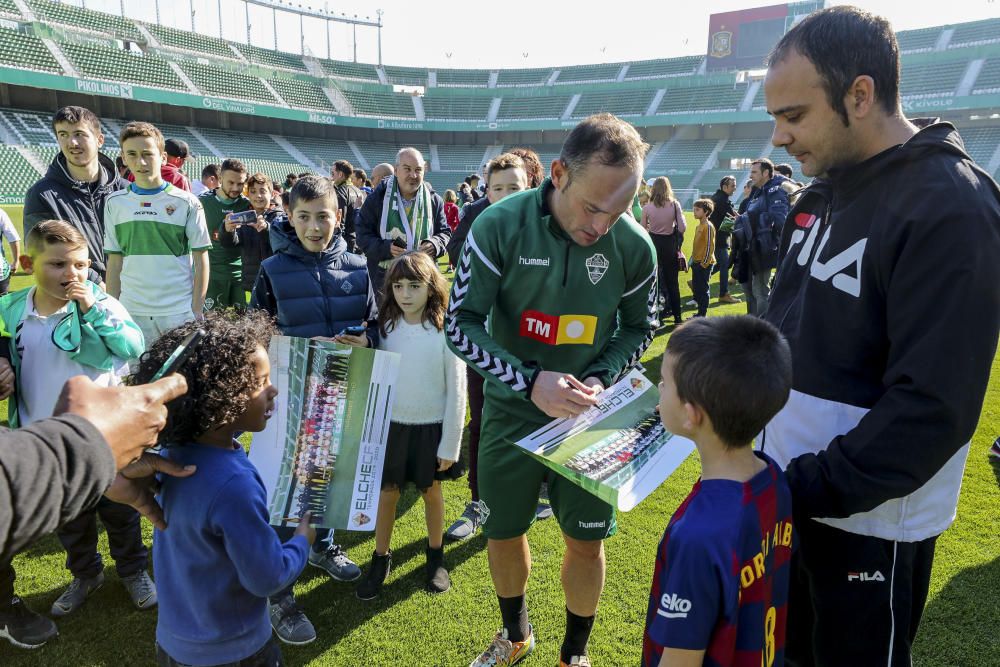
[657,593,693,619]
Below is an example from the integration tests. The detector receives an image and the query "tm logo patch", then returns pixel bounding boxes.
[520,310,597,345]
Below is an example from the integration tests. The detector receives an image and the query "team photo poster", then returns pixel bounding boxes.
[249,336,400,531]
[515,369,695,511]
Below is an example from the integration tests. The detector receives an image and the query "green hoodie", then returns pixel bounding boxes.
[200,189,252,278]
[446,179,657,424]
[0,281,145,428]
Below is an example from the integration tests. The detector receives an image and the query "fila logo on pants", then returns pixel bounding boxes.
[847,570,885,582]
[520,310,597,345]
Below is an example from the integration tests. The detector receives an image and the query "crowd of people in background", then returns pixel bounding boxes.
[0,6,997,667]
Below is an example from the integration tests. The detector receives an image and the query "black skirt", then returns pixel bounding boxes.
[381,421,466,491]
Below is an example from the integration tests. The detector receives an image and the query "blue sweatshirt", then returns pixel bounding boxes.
[153,441,309,666]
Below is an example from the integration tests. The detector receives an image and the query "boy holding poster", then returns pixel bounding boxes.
[643,316,794,667]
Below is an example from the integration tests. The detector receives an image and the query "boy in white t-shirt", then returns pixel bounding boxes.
[0,208,21,295]
[0,220,146,648]
[104,122,211,345]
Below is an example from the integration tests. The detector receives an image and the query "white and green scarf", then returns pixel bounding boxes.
[378,175,433,269]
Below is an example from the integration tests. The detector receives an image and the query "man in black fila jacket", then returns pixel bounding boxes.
[761,7,1000,667]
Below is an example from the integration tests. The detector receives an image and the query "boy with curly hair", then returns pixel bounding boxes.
[132,312,315,667]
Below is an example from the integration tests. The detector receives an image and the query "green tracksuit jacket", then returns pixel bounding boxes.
[446,179,657,424]
[199,190,252,279]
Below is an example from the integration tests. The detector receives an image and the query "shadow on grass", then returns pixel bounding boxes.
[914,555,1000,664]
[991,456,1000,488]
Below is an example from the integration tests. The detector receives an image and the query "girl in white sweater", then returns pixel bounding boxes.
[356,252,467,600]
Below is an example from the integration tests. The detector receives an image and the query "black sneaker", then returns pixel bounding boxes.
[0,597,58,649]
[356,550,392,601]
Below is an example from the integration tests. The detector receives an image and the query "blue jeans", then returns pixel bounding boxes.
[691,264,712,316]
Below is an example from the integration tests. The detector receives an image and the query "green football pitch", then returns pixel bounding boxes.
[0,207,997,666]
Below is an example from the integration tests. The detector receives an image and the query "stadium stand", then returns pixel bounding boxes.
[657,83,750,114]
[495,68,552,87]
[625,57,704,80]
[948,17,1000,48]
[340,88,417,118]
[959,126,1000,167]
[268,78,334,111]
[435,68,491,88]
[434,145,492,173]
[497,95,572,120]
[383,65,428,86]
[899,60,968,98]
[179,61,280,105]
[572,90,657,118]
[0,145,43,193]
[896,26,941,53]
[973,58,1000,95]
[236,42,309,72]
[422,95,492,122]
[0,26,62,73]
[26,0,141,41]
[60,41,186,91]
[555,64,622,84]
[145,22,238,60]
[0,0,21,18]
[280,135,356,172]
[317,58,380,81]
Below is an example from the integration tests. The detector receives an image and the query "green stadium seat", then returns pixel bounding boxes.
[957,126,1000,167]
[268,78,334,111]
[497,95,572,120]
[555,64,622,84]
[179,61,280,105]
[899,60,966,98]
[384,65,427,86]
[318,59,380,81]
[280,136,356,173]
[340,89,416,118]
[0,26,62,73]
[194,128,298,164]
[435,69,490,87]
[656,84,748,115]
[896,27,941,53]
[0,144,44,196]
[624,57,703,80]
[145,22,236,60]
[236,42,308,72]
[61,41,186,91]
[948,18,1000,48]
[0,0,21,18]
[435,146,490,174]
[26,0,141,41]
[359,142,431,169]
[495,68,551,87]
[422,96,492,122]
[973,58,1000,95]
[572,90,656,118]
[645,140,718,177]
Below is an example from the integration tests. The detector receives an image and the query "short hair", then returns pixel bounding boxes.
[720,175,737,189]
[128,310,277,443]
[246,172,272,190]
[332,160,354,178]
[221,158,247,175]
[509,147,545,188]
[769,5,900,126]
[201,163,220,180]
[774,163,794,178]
[693,198,715,215]
[286,173,298,181]
[667,316,792,448]
[297,172,310,179]
[289,174,336,211]
[51,106,101,135]
[752,158,775,178]
[25,219,87,256]
[119,121,164,152]
[115,155,126,171]
[353,168,367,182]
[559,113,649,183]
[486,152,526,181]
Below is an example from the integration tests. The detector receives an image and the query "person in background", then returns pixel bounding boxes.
[709,176,740,305]
[0,208,20,295]
[191,163,220,197]
[642,176,686,327]
[353,168,372,196]
[732,159,789,317]
[688,198,717,319]
[443,190,460,233]
[161,139,193,192]
[231,172,278,294]
[201,159,252,311]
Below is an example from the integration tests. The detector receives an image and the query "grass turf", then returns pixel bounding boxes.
[0,208,997,666]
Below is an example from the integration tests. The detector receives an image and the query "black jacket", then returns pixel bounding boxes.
[708,188,736,242]
[23,152,128,283]
[761,122,1000,541]
[234,209,279,291]
[446,196,490,263]
[0,415,114,561]
[356,177,451,290]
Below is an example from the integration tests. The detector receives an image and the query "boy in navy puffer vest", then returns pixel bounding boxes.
[249,175,378,646]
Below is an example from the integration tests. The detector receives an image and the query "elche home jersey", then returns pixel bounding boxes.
[642,452,794,667]
[104,183,211,316]
[446,179,657,424]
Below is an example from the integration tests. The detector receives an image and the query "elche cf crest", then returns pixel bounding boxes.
[586,253,609,285]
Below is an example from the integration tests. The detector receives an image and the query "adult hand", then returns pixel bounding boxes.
[389,243,407,257]
[223,213,238,233]
[530,370,600,419]
[333,333,369,348]
[0,358,14,400]
[252,215,268,232]
[65,280,96,314]
[53,374,189,470]
[104,453,196,530]
[582,377,605,395]
[295,511,317,545]
[437,457,455,472]
[419,241,435,254]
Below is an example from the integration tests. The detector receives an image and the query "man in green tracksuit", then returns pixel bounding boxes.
[448,114,657,667]
[200,158,251,310]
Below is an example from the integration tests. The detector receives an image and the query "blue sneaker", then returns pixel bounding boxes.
[308,543,361,582]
